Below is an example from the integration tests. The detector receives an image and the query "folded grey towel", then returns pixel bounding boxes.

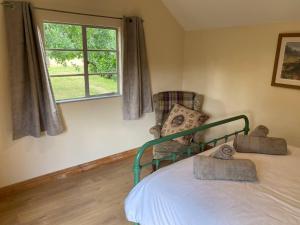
[210,144,235,160]
[250,125,269,137]
[193,155,257,182]
[234,135,288,155]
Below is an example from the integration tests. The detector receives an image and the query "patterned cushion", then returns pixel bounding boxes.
[153,91,203,125]
[161,104,209,145]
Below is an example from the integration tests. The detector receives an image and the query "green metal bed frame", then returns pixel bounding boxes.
[133,115,249,186]
[131,115,249,225]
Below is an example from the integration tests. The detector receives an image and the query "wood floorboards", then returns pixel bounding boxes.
[0,151,153,225]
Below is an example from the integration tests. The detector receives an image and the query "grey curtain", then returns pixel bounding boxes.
[123,17,153,120]
[4,1,64,140]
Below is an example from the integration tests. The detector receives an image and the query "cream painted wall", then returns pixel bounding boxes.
[0,0,184,187]
[183,22,300,147]
[3,1,299,188]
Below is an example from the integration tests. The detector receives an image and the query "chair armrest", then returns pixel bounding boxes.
[149,125,161,139]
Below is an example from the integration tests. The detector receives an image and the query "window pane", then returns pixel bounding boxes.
[50,76,85,100]
[88,51,117,74]
[46,51,84,75]
[87,27,116,50]
[89,74,118,96]
[44,23,82,49]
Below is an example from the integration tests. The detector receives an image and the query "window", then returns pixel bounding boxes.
[43,22,120,102]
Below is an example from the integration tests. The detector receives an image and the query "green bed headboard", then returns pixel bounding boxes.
[133,115,250,185]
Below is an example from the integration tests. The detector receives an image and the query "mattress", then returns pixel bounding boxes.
[125,143,300,225]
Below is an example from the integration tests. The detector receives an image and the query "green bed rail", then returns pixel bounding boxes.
[133,115,250,186]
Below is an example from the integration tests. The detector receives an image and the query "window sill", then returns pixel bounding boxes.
[56,93,121,104]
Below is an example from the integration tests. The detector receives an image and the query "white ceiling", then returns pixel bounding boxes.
[161,0,300,30]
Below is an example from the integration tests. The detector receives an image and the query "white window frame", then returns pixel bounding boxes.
[36,11,123,103]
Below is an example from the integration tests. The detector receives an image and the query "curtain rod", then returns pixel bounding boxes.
[1,2,123,20]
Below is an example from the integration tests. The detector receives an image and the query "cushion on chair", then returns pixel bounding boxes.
[153,91,204,125]
[161,104,209,145]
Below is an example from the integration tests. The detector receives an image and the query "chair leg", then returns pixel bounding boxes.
[152,159,160,171]
[154,159,160,170]
[171,153,177,162]
[152,159,156,172]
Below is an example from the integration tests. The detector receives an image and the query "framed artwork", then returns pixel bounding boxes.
[272,33,300,89]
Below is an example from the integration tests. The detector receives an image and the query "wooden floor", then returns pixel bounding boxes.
[0,152,153,225]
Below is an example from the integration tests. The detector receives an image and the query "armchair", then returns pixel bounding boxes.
[150,91,205,169]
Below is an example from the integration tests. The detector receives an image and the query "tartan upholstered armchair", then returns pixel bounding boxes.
[150,91,205,168]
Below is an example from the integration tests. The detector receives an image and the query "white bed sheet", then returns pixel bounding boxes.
[125,143,300,225]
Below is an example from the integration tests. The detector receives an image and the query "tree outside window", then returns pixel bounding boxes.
[44,22,120,102]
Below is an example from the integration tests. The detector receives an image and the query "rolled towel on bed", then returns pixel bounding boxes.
[210,144,235,160]
[250,125,269,137]
[234,135,287,155]
[193,155,257,182]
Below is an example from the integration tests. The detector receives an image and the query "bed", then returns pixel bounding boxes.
[125,115,300,225]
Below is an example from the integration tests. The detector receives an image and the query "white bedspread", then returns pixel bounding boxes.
[125,143,300,225]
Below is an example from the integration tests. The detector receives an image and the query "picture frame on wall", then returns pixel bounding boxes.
[272,33,300,90]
